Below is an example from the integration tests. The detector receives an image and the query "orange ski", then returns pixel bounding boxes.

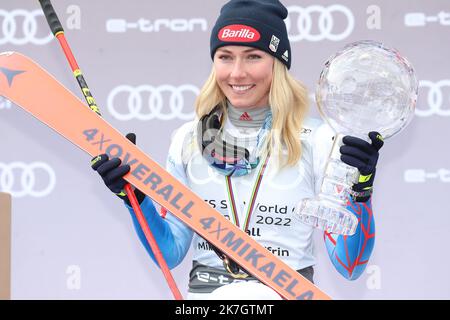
[0,51,331,300]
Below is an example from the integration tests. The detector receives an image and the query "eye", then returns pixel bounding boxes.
[248,54,262,60]
[218,55,232,61]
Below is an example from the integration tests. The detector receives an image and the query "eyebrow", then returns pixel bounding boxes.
[217,48,259,54]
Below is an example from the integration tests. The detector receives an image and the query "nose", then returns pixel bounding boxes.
[230,59,247,80]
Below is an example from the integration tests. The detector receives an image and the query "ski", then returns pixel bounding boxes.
[0,51,331,300]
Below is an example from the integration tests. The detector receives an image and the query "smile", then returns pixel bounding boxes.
[230,84,255,93]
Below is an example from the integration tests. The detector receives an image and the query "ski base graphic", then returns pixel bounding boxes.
[0,51,331,300]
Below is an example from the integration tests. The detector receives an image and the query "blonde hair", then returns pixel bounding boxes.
[195,59,309,168]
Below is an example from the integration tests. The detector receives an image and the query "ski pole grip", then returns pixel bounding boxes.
[39,0,64,35]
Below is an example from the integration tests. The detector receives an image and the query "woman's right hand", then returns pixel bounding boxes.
[91,154,130,196]
[90,133,145,205]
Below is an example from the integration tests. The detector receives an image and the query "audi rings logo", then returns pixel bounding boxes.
[285,5,354,42]
[0,9,53,45]
[107,85,198,121]
[416,80,450,117]
[0,162,56,198]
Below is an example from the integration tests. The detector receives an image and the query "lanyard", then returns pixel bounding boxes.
[224,153,270,231]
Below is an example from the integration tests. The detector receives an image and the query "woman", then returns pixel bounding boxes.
[91,0,383,299]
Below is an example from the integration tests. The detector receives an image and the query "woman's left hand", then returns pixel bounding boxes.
[340,131,384,202]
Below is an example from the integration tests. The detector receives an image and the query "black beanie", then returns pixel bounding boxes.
[210,0,292,69]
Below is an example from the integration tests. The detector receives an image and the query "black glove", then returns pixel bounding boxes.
[91,133,146,206]
[340,131,384,202]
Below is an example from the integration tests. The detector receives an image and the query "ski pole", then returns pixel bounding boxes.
[38,0,183,300]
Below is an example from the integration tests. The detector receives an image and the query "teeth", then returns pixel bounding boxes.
[232,85,253,91]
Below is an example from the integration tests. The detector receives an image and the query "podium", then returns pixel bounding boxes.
[0,192,11,300]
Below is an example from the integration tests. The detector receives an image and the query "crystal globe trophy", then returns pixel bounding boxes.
[295,40,418,235]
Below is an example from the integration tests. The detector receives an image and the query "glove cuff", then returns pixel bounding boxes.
[349,188,373,202]
[351,170,375,202]
[117,188,146,206]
